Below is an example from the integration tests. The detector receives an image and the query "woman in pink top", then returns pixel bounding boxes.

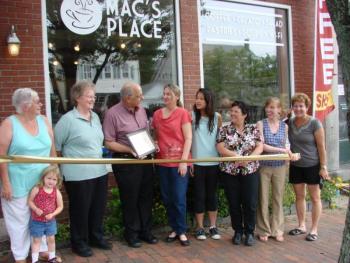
[152,84,192,246]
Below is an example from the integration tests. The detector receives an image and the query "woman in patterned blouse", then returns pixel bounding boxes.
[216,101,263,247]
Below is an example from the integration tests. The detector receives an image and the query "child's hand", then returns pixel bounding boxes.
[45,213,54,220]
[35,208,43,216]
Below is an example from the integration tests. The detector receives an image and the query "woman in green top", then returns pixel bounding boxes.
[55,81,111,257]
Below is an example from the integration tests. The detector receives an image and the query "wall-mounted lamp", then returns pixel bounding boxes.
[7,25,21,57]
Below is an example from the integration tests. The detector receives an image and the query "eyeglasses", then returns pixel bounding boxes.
[83,95,96,100]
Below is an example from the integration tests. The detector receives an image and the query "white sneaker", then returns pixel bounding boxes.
[209,227,221,240]
[195,228,207,240]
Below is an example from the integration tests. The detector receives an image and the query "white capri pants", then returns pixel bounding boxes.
[1,196,48,260]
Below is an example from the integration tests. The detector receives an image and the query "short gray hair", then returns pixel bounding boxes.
[120,81,137,99]
[70,80,96,106]
[12,88,38,113]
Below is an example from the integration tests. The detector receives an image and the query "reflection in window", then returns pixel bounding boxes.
[113,66,121,79]
[104,63,112,79]
[46,0,178,122]
[130,65,135,79]
[200,0,291,123]
[122,64,129,78]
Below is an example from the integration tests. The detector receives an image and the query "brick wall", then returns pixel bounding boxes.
[0,0,46,121]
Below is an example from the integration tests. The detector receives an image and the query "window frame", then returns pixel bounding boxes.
[197,0,295,99]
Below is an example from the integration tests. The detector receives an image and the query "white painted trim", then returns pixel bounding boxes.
[287,5,295,98]
[41,0,52,123]
[197,0,204,88]
[198,0,295,101]
[175,0,184,103]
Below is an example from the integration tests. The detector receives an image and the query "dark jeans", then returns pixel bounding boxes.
[157,166,189,235]
[64,174,108,249]
[193,164,219,213]
[222,171,259,235]
[112,163,154,241]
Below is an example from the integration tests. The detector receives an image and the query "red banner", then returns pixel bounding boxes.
[313,0,335,121]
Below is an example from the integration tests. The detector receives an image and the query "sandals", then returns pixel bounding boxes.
[258,235,268,242]
[288,228,306,236]
[39,254,62,263]
[165,232,178,243]
[275,235,284,242]
[305,233,318,241]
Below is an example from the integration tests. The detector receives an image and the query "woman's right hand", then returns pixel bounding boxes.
[287,150,300,161]
[1,182,12,201]
[178,163,188,177]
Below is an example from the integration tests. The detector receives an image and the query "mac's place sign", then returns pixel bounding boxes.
[60,0,163,38]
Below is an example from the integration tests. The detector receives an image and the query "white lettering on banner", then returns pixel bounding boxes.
[319,0,325,8]
[320,38,334,60]
[322,63,334,85]
[319,12,332,34]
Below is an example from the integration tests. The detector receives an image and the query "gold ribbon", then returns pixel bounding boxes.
[0,154,298,164]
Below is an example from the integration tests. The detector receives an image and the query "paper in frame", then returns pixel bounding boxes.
[126,129,156,158]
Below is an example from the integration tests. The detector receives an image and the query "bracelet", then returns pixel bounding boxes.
[320,165,327,170]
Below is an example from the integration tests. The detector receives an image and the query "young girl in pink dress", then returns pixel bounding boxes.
[28,165,63,263]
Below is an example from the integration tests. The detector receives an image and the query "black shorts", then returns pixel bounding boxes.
[289,164,321,185]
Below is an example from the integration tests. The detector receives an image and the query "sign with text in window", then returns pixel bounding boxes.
[201,1,285,50]
[60,0,162,38]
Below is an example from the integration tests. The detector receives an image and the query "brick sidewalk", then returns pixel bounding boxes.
[0,208,346,263]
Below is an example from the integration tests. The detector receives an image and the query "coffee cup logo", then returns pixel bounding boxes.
[60,0,102,35]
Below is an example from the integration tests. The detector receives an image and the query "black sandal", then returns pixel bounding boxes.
[288,228,306,235]
[305,233,318,241]
[165,232,178,243]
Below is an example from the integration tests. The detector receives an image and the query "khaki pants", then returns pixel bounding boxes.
[256,165,287,237]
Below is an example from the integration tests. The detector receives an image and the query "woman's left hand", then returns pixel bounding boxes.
[178,163,187,177]
[319,168,330,180]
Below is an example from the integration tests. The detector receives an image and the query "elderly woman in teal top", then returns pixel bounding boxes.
[191,88,222,241]
[0,88,55,263]
[54,81,111,258]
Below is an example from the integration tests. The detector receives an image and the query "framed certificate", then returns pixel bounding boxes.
[126,129,156,158]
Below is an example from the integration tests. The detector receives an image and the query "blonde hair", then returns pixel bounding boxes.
[291,93,311,108]
[264,97,281,108]
[164,84,183,107]
[264,97,283,115]
[37,165,62,189]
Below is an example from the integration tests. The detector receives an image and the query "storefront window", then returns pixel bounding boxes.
[46,0,178,123]
[200,0,291,122]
